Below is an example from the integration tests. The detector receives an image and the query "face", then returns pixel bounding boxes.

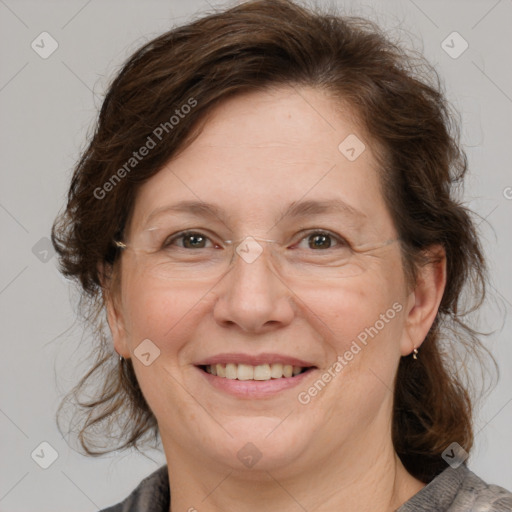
[107,87,436,478]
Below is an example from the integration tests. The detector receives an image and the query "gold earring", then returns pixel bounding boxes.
[412,348,419,360]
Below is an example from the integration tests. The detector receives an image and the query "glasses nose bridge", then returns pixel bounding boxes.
[225,235,281,268]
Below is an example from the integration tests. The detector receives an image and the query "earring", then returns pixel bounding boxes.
[412,348,419,360]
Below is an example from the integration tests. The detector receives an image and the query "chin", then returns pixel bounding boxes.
[204,416,311,473]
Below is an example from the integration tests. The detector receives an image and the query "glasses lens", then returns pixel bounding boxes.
[124,227,395,281]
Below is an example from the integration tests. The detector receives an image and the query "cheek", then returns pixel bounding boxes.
[308,277,406,417]
[305,259,407,370]
[120,269,210,354]
[119,276,213,415]
[310,271,404,333]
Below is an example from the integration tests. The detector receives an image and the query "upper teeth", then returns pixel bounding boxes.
[205,363,304,380]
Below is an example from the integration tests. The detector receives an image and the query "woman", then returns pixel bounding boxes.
[51,1,512,510]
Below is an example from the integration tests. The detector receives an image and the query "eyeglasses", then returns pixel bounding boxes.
[113,227,398,282]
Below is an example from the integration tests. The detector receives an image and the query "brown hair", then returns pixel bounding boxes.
[52,0,492,482]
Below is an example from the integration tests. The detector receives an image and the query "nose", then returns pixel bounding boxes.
[212,243,295,333]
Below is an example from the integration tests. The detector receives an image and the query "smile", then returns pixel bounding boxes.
[201,363,310,381]
[194,353,318,397]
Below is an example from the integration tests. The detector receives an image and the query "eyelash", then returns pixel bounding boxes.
[162,229,350,250]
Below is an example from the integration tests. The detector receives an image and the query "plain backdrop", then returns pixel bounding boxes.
[0,0,511,510]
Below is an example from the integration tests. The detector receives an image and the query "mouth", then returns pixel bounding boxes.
[199,363,313,381]
[194,354,318,398]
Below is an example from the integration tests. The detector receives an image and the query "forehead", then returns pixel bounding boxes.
[129,86,393,235]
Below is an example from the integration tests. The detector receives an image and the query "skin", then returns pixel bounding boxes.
[104,86,447,512]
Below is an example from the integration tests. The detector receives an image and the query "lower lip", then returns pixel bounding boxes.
[197,366,317,399]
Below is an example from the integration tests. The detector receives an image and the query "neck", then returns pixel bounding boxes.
[163,431,424,512]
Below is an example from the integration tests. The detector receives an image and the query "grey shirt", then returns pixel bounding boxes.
[100,464,512,511]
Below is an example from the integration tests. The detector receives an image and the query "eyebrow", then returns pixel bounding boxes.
[144,201,230,227]
[143,198,367,228]
[283,198,366,223]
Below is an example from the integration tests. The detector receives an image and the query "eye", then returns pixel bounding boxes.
[163,231,216,249]
[296,231,349,250]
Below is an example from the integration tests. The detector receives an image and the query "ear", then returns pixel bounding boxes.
[98,262,130,358]
[400,245,447,356]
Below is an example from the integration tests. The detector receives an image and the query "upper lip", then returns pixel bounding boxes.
[195,353,316,367]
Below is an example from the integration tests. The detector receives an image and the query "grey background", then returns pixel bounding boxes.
[0,0,511,510]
